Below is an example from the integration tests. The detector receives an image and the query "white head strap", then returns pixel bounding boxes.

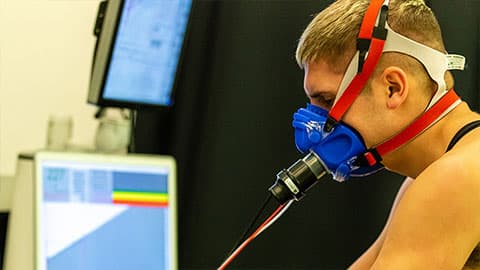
[334,23,466,109]
[383,23,465,108]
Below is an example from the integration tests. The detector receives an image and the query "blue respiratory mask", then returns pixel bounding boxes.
[293,104,384,182]
[268,104,384,204]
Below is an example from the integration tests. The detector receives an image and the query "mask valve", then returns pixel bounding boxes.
[269,152,327,204]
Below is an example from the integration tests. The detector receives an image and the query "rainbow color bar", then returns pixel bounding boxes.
[112,191,169,207]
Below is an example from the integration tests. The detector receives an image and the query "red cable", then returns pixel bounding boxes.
[218,203,287,270]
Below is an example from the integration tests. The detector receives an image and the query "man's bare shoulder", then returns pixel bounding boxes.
[422,142,480,197]
[422,136,480,205]
[371,143,480,269]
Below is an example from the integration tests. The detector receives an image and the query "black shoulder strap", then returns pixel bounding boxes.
[446,120,480,152]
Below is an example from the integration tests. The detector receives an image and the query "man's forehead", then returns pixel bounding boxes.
[304,60,345,96]
[305,57,351,74]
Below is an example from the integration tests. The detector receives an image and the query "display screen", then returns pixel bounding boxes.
[37,156,175,270]
[101,0,192,106]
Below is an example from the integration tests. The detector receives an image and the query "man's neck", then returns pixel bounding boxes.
[382,102,480,178]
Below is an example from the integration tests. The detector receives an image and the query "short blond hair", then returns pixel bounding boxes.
[296,0,446,71]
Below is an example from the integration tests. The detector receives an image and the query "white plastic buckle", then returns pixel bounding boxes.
[447,54,466,71]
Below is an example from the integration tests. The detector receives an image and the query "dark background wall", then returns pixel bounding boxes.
[135,1,479,269]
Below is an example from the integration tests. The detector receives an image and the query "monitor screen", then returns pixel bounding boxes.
[88,0,192,108]
[34,152,177,270]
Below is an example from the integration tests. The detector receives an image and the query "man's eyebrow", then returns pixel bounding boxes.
[307,89,335,98]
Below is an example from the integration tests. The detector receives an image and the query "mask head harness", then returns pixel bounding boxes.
[293,0,465,182]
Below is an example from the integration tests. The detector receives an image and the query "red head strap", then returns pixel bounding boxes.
[325,0,389,131]
[323,0,462,166]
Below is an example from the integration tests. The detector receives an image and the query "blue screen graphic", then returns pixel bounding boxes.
[40,162,172,270]
[103,0,192,106]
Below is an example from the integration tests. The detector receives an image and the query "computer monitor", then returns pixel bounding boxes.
[34,152,177,270]
[88,0,193,108]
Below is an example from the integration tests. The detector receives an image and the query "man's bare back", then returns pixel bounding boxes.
[351,123,480,269]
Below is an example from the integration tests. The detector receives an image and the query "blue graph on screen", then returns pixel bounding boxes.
[103,0,192,106]
[41,164,171,270]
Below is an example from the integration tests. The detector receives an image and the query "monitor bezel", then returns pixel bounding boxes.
[87,0,193,110]
[34,151,178,270]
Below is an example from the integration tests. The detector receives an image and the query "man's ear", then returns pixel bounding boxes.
[383,66,408,109]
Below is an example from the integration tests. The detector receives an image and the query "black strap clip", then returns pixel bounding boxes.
[323,116,338,134]
[357,38,371,73]
[372,5,389,40]
[353,148,383,167]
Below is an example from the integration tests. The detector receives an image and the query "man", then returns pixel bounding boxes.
[295,0,480,269]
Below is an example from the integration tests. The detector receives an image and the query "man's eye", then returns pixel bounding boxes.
[314,96,335,108]
[323,97,334,107]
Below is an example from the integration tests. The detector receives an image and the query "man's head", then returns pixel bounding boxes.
[296,0,452,149]
[296,0,445,73]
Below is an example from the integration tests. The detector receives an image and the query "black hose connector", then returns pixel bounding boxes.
[269,152,327,204]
